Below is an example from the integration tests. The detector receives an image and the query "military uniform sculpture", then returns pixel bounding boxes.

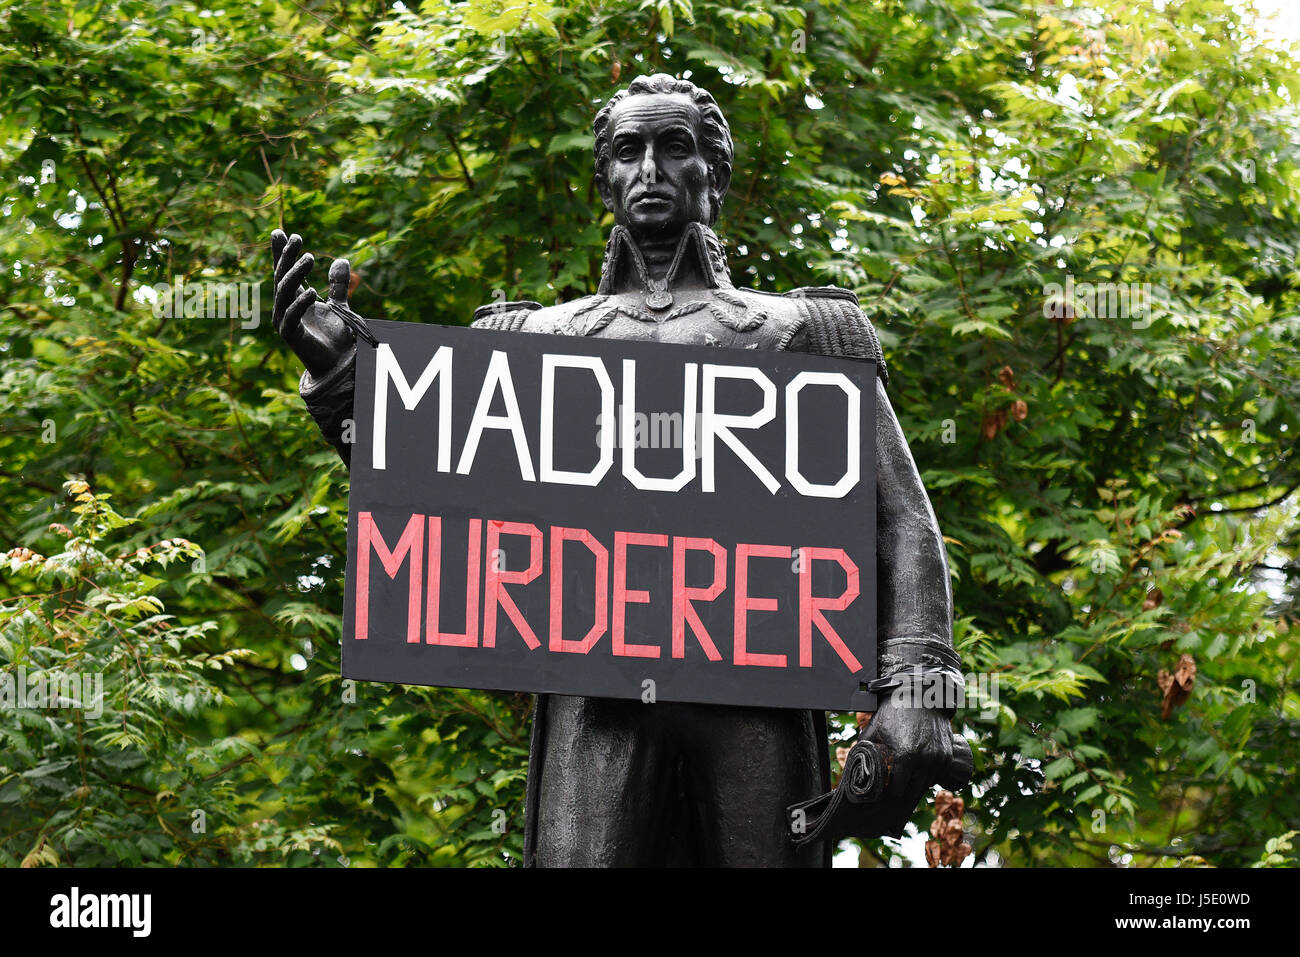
[272,74,972,867]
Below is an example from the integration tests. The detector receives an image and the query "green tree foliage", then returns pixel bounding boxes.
[1,0,1297,866]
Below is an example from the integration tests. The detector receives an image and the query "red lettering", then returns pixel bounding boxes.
[484,521,543,650]
[355,512,863,682]
[426,517,481,646]
[671,537,725,660]
[734,543,790,667]
[612,531,667,658]
[549,526,609,653]
[356,511,424,643]
[798,547,862,671]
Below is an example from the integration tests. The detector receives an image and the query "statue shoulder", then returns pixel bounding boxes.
[783,285,862,305]
[470,300,544,331]
[782,285,889,387]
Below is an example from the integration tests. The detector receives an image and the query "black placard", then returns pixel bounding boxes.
[341,319,877,711]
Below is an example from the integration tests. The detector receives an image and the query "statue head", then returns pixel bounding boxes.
[593,74,734,238]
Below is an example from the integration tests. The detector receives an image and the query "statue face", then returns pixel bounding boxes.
[600,92,714,236]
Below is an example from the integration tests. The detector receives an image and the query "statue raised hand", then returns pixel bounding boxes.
[271,228,361,464]
[271,228,356,379]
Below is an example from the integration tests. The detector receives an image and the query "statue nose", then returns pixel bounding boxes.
[639,147,659,185]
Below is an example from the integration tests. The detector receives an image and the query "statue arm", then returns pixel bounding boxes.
[785,298,956,658]
[873,378,959,661]
[299,344,358,466]
[787,299,971,840]
[860,376,971,835]
[271,229,364,465]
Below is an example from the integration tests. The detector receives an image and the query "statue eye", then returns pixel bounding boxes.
[616,144,640,162]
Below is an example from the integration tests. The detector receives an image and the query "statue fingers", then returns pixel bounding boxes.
[860,721,932,807]
[273,253,314,333]
[937,734,973,791]
[276,252,315,311]
[271,229,287,273]
[274,232,304,288]
[270,231,291,331]
[875,730,968,833]
[884,768,933,836]
[328,258,352,305]
[279,287,317,343]
[894,733,953,801]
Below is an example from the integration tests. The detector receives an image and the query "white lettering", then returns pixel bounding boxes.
[373,343,453,472]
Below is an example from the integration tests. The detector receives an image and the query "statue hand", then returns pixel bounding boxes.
[271,229,356,379]
[848,696,973,838]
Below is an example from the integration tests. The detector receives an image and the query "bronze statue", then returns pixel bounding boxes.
[272,73,971,866]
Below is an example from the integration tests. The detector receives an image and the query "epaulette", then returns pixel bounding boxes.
[783,285,861,305]
[786,287,889,387]
[471,300,542,331]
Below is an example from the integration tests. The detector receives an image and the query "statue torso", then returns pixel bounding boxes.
[469,223,883,375]
[518,284,807,351]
